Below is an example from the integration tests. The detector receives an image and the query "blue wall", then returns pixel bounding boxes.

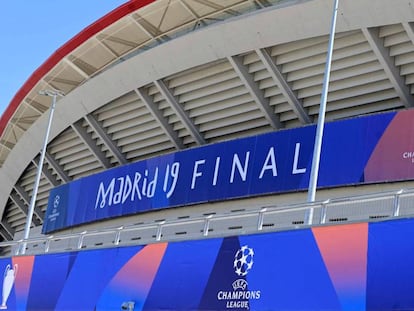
[2,218,414,310]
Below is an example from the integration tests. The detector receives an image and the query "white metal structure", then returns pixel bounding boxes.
[7,187,414,256]
[1,0,414,247]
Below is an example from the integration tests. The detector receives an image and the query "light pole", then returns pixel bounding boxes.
[20,89,64,255]
[306,0,339,224]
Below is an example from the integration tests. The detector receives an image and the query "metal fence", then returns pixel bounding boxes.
[6,187,414,257]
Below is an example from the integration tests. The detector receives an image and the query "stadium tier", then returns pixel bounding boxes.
[1,0,414,309]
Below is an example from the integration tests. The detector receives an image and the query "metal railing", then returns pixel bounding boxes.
[6,187,414,257]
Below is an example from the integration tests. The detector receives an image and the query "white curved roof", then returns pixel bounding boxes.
[1,0,414,241]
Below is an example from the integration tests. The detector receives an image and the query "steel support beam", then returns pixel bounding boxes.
[180,0,207,28]
[10,190,42,226]
[85,114,128,165]
[94,37,118,59]
[72,120,112,169]
[0,140,14,151]
[193,0,239,16]
[0,220,14,239]
[63,58,89,79]
[32,156,59,187]
[132,14,169,43]
[98,33,138,48]
[45,151,71,183]
[228,55,282,129]
[155,80,206,145]
[403,22,414,46]
[68,56,97,76]
[256,48,311,124]
[23,99,44,115]
[362,27,413,108]
[13,185,30,207]
[135,88,185,150]
[0,222,13,241]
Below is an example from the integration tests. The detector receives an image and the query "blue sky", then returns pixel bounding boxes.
[0,1,127,117]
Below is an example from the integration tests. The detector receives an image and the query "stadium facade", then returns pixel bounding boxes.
[1,0,414,309]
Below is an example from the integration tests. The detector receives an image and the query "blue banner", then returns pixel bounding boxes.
[43,109,414,233]
[3,218,414,310]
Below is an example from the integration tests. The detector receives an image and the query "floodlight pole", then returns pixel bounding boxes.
[306,0,339,223]
[20,90,64,255]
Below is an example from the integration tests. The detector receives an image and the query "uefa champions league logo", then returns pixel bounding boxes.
[53,195,60,209]
[47,194,62,223]
[233,245,254,277]
[217,245,261,309]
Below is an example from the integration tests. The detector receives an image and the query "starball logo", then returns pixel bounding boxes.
[234,245,254,277]
[53,195,60,209]
[217,245,261,309]
[47,194,62,223]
